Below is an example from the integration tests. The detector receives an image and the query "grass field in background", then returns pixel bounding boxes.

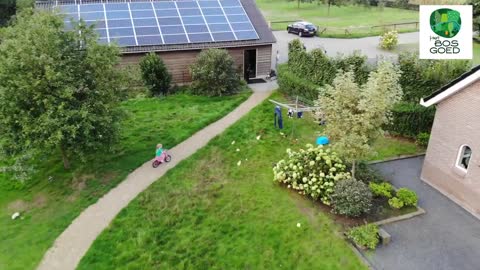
[256,0,419,38]
[0,92,250,270]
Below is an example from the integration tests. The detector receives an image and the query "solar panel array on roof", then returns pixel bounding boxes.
[57,0,259,47]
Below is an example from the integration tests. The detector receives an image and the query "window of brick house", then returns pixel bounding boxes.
[456,145,472,171]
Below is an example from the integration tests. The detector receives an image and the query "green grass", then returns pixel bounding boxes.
[370,136,423,161]
[78,92,421,269]
[256,0,418,38]
[0,92,250,270]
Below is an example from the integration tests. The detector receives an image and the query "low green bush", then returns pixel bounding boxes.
[369,182,394,198]
[347,224,379,250]
[396,188,418,206]
[416,132,430,147]
[379,30,398,50]
[331,179,372,217]
[273,145,351,205]
[388,197,404,209]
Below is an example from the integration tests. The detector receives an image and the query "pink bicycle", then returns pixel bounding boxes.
[152,150,172,168]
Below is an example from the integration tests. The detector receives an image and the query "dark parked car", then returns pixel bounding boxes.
[287,21,317,37]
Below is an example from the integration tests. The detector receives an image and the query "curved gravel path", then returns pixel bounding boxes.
[37,88,273,270]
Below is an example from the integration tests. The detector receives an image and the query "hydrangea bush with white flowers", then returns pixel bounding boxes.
[273,144,350,205]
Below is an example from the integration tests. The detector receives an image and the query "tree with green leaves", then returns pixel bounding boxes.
[190,48,242,96]
[139,52,172,96]
[316,62,402,178]
[0,11,125,169]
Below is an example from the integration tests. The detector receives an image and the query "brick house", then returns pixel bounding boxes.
[37,0,276,83]
[420,65,480,218]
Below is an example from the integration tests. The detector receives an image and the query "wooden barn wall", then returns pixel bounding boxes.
[120,44,272,84]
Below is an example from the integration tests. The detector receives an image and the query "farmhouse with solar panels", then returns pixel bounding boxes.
[36,0,276,83]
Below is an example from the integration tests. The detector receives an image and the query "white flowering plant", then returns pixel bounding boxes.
[273,144,350,205]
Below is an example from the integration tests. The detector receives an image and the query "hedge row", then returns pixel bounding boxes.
[277,64,320,101]
[384,102,436,137]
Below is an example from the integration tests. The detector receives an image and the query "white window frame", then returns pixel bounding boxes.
[455,144,472,173]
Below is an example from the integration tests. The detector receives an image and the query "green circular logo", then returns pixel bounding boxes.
[430,8,461,38]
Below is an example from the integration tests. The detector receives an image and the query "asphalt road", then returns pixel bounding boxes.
[271,31,419,67]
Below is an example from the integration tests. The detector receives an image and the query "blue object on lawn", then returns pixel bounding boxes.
[316,136,329,145]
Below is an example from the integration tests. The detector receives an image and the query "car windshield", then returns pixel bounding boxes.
[305,24,315,30]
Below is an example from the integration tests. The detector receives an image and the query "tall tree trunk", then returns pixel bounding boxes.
[60,145,70,170]
[351,160,356,180]
[327,2,331,15]
[298,0,300,9]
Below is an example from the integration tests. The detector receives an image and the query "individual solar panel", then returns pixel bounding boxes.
[231,22,253,31]
[108,19,132,28]
[79,4,103,12]
[176,1,198,8]
[131,10,155,18]
[181,16,204,24]
[111,37,136,46]
[135,27,160,36]
[185,24,209,33]
[208,23,230,32]
[234,30,257,39]
[201,8,223,16]
[188,33,212,43]
[227,14,249,23]
[212,32,235,41]
[198,1,221,8]
[157,17,182,26]
[109,28,134,37]
[204,15,227,24]
[81,12,104,21]
[163,34,189,44]
[57,0,259,47]
[178,8,201,16]
[134,18,157,27]
[161,25,185,35]
[137,35,163,45]
[156,9,179,17]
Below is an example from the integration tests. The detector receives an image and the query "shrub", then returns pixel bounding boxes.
[331,179,372,217]
[277,64,321,101]
[139,52,172,96]
[396,188,418,206]
[388,197,404,209]
[369,182,394,198]
[416,132,430,147]
[347,224,379,250]
[273,144,351,205]
[379,30,398,50]
[190,48,242,96]
[354,162,385,184]
[384,102,435,137]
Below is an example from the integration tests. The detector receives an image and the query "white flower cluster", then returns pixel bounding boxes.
[273,144,350,205]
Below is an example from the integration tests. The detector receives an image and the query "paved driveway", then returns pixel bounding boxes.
[271,31,419,67]
[366,156,480,270]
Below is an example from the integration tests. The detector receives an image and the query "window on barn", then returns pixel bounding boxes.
[456,145,472,171]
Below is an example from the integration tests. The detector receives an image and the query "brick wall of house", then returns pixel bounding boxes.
[121,45,272,84]
[421,80,480,217]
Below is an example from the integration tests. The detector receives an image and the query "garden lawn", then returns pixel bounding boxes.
[256,0,418,37]
[0,92,250,270]
[78,92,420,270]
